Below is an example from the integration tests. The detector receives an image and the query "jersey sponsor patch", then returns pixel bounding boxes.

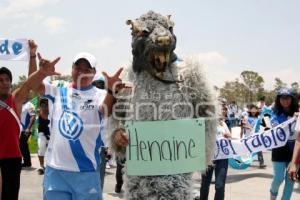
[59,110,83,140]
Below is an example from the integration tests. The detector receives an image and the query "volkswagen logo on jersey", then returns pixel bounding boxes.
[59,110,83,140]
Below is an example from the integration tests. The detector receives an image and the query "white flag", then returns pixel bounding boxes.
[214,118,298,160]
[0,38,29,61]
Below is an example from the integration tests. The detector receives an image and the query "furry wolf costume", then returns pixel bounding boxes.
[109,11,217,200]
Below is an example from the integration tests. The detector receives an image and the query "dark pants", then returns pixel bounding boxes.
[19,132,31,167]
[0,158,22,200]
[115,158,125,190]
[99,147,106,190]
[200,159,228,200]
[257,151,264,165]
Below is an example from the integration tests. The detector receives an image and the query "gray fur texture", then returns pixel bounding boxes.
[109,11,217,200]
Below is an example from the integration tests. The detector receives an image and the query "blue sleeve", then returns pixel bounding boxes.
[270,114,279,127]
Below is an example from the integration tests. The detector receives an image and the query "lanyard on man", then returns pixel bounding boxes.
[0,99,21,128]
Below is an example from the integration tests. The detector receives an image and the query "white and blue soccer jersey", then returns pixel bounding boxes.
[20,101,36,132]
[44,82,106,172]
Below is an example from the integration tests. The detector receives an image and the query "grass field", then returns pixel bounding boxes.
[29,123,38,154]
[29,137,38,154]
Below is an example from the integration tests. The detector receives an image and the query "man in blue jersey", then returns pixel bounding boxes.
[19,100,36,168]
[24,51,124,200]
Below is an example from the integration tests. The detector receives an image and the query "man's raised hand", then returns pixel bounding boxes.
[28,40,38,56]
[37,53,61,76]
[102,68,125,93]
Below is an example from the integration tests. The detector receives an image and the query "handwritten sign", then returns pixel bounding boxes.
[0,38,29,61]
[125,118,206,176]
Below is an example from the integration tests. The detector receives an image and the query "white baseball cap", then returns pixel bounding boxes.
[73,52,97,69]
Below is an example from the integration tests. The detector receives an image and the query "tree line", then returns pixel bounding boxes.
[214,70,299,107]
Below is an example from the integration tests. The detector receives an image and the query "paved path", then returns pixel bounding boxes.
[19,152,300,200]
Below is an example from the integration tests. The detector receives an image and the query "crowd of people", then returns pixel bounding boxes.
[196,91,300,200]
[0,40,300,200]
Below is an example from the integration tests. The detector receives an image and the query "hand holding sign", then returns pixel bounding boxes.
[113,129,129,148]
[223,132,231,139]
[37,53,61,76]
[28,40,37,56]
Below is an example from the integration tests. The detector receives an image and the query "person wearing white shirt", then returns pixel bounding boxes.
[25,51,124,200]
[19,100,36,168]
[197,108,231,200]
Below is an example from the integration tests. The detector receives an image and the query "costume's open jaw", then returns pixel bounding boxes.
[127,12,182,83]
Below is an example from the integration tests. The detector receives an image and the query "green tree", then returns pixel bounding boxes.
[274,78,287,92]
[262,90,276,106]
[218,70,299,108]
[51,75,72,82]
[12,75,27,91]
[291,82,299,94]
[12,75,36,100]
[240,70,264,103]
[219,79,248,107]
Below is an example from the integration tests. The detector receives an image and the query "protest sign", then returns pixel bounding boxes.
[125,118,206,176]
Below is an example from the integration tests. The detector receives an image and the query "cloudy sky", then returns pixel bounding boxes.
[0,0,299,89]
